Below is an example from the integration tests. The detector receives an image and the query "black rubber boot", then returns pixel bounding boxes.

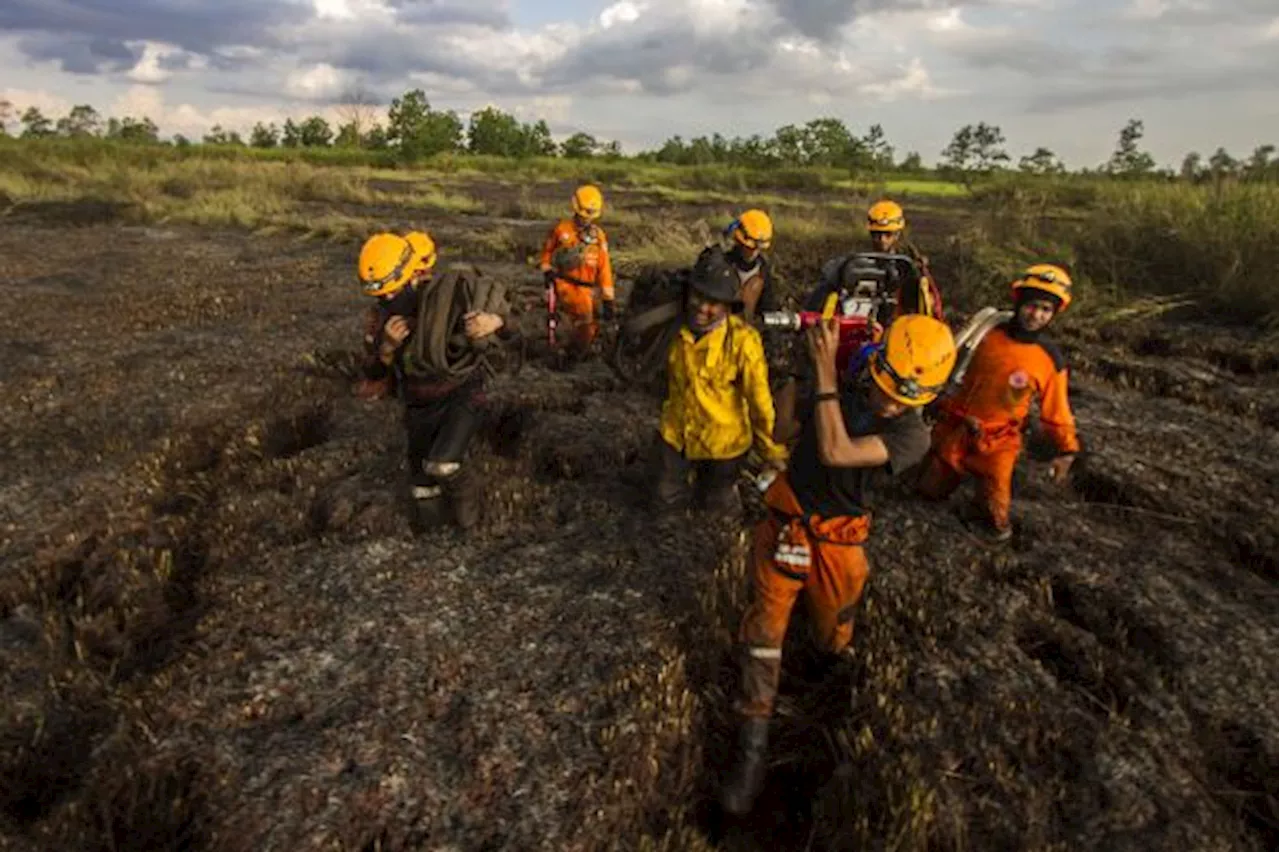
[409,485,448,533]
[720,717,770,816]
[446,470,482,532]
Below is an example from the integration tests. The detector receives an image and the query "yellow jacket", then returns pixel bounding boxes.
[659,315,786,462]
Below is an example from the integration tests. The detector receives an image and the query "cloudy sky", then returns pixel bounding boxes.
[0,0,1275,168]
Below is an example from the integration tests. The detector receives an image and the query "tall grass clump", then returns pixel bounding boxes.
[1073,181,1278,325]
[915,178,1083,315]
[932,176,1278,326]
[610,221,712,272]
[0,137,481,230]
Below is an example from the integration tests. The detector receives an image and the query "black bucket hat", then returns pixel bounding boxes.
[689,250,740,304]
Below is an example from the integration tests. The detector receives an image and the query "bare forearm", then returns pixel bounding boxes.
[773,379,799,444]
[815,397,856,465]
[814,397,889,467]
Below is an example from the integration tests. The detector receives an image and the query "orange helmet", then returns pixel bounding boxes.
[868,314,957,406]
[572,184,604,220]
[867,200,905,233]
[731,209,773,251]
[1011,263,1073,311]
[358,233,417,297]
[357,231,436,297]
[405,230,438,274]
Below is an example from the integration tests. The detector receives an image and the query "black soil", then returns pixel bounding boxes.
[0,217,1275,852]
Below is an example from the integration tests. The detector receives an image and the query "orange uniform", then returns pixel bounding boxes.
[735,375,931,719]
[919,323,1080,531]
[539,219,615,349]
[737,475,872,718]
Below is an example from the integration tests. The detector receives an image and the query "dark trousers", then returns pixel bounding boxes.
[653,436,745,514]
[403,389,484,530]
[404,392,481,487]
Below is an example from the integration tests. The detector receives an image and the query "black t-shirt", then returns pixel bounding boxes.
[787,379,931,518]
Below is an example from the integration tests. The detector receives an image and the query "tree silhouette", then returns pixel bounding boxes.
[20,107,54,138]
[250,122,280,148]
[334,83,380,148]
[1106,119,1156,176]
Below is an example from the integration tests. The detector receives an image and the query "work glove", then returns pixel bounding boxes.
[601,300,616,322]
[543,270,556,289]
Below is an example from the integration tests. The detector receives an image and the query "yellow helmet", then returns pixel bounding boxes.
[358,233,418,297]
[1011,263,1073,311]
[572,184,604,220]
[867,199,906,233]
[868,314,957,406]
[405,230,438,273]
[732,209,773,251]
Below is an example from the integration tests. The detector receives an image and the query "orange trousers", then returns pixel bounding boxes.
[735,477,871,719]
[917,416,1021,531]
[555,280,598,350]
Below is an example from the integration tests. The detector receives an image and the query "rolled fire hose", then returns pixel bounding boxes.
[947,307,1013,389]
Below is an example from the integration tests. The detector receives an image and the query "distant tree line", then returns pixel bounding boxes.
[0,90,1275,182]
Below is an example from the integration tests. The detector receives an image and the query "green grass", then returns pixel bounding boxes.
[2,136,1273,325]
[832,177,968,198]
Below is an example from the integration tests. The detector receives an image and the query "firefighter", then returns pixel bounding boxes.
[917,263,1080,543]
[654,250,787,515]
[720,313,957,816]
[538,184,616,357]
[355,231,437,401]
[356,230,515,531]
[805,199,945,323]
[702,209,779,321]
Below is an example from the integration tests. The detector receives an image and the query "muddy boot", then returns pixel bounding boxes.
[409,484,448,532]
[446,470,482,532]
[987,523,1013,544]
[956,502,1012,546]
[960,512,1012,545]
[720,717,770,816]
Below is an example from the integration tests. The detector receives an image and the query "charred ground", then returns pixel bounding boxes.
[0,181,1276,852]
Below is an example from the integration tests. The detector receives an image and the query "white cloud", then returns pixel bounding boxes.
[686,0,755,35]
[313,0,358,21]
[0,0,1274,167]
[1122,0,1170,19]
[311,0,397,24]
[0,86,71,120]
[111,84,165,118]
[924,8,968,32]
[599,1,642,29]
[511,95,573,124]
[858,56,949,102]
[285,62,348,99]
[124,41,182,83]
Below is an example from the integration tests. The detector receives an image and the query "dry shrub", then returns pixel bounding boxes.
[611,220,713,272]
[1073,181,1278,325]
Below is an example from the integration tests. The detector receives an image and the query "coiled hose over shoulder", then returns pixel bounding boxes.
[403,266,512,382]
